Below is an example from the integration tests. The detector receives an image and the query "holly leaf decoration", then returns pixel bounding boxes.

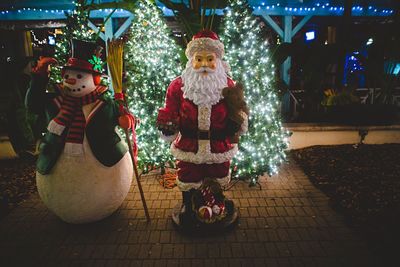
[88,55,104,71]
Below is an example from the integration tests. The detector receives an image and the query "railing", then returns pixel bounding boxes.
[355,87,400,106]
[288,89,304,118]
[286,87,400,119]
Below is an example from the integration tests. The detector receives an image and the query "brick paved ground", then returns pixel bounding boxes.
[0,159,370,267]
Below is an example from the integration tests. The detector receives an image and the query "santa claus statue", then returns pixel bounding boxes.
[157,30,248,227]
[26,40,133,224]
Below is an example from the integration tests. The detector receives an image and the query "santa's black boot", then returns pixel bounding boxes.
[179,189,195,226]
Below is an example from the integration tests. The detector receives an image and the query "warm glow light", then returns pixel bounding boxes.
[220,0,289,184]
[124,1,183,173]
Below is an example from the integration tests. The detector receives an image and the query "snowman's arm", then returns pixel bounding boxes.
[25,74,57,114]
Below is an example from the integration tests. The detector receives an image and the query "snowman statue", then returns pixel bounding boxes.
[26,39,133,224]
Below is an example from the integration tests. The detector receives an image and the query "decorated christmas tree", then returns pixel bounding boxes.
[51,0,95,83]
[124,0,183,173]
[221,0,289,184]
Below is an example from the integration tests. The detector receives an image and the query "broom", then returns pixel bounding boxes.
[107,38,150,222]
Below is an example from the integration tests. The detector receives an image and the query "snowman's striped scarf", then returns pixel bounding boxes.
[50,86,107,144]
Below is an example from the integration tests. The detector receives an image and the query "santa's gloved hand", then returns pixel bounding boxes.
[158,123,178,136]
[32,56,58,77]
[161,128,176,136]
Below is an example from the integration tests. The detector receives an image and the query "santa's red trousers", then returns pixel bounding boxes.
[177,161,230,184]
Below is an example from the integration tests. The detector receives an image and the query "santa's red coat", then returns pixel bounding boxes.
[157,77,238,165]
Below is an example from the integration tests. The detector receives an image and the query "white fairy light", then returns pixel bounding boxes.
[124,0,182,173]
[220,0,289,184]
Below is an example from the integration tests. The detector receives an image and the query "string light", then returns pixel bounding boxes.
[249,3,392,15]
[0,7,130,18]
[124,0,183,174]
[30,30,47,46]
[50,0,95,83]
[0,3,394,17]
[221,0,290,184]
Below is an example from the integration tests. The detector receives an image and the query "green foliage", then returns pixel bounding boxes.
[124,0,183,173]
[221,0,289,184]
[376,73,399,105]
[85,0,140,13]
[2,62,39,156]
[159,0,229,41]
[321,89,360,106]
[50,0,95,83]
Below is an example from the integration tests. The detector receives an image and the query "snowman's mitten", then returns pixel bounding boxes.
[118,114,135,130]
[47,119,66,136]
[32,56,58,77]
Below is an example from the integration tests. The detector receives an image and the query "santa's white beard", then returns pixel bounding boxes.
[181,59,228,106]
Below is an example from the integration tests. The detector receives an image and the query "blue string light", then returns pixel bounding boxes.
[0,2,395,18]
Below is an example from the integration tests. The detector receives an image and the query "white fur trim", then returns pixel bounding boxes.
[171,140,238,164]
[215,174,231,188]
[197,140,209,154]
[198,105,211,131]
[177,179,202,191]
[159,131,178,143]
[64,142,84,156]
[171,103,238,164]
[177,174,231,192]
[47,120,65,136]
[86,100,104,123]
[238,111,248,134]
[185,37,225,59]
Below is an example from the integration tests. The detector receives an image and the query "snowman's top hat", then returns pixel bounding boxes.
[64,39,105,74]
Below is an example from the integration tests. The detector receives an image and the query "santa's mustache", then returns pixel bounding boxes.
[193,67,216,73]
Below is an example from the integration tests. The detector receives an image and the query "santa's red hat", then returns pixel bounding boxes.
[185,30,225,59]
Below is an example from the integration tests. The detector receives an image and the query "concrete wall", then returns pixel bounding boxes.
[285,123,400,150]
[1,124,400,158]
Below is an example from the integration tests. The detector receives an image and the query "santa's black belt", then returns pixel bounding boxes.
[180,130,226,140]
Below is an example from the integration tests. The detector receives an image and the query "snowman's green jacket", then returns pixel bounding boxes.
[26,74,128,175]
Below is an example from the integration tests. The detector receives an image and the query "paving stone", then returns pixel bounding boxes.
[159,231,171,243]
[242,243,256,258]
[219,243,232,258]
[125,244,140,259]
[149,243,162,259]
[0,160,371,265]
[161,243,174,258]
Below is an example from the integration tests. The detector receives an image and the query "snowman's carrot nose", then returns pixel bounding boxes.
[65,78,77,85]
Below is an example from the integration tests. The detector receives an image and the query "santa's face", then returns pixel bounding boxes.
[63,69,96,97]
[192,51,217,76]
[181,52,228,106]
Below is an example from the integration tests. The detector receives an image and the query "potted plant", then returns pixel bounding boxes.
[322,87,397,125]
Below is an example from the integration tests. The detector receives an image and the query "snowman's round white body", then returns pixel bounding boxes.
[36,69,133,224]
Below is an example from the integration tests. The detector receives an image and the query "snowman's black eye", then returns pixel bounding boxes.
[82,85,85,88]
[64,74,69,79]
[77,74,82,79]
